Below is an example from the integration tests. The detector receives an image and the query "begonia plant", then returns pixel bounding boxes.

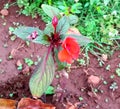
[13,4,91,98]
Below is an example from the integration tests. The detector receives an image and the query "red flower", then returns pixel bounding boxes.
[58,37,80,64]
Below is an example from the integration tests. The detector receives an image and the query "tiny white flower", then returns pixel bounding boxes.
[111,10,117,16]
[109,30,118,37]
[103,15,107,19]
[74,0,79,3]
[109,32,114,37]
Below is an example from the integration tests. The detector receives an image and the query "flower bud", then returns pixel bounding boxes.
[27,31,38,40]
[52,16,58,29]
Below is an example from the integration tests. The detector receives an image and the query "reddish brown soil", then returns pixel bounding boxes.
[0,1,120,109]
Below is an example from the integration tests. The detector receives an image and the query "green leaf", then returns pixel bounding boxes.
[41,4,60,18]
[13,26,49,45]
[10,35,17,41]
[54,48,67,70]
[67,15,78,25]
[57,62,67,71]
[110,36,120,40]
[90,0,100,5]
[9,27,15,32]
[45,86,55,95]
[44,23,54,36]
[29,53,55,98]
[24,58,34,66]
[17,0,28,7]
[68,34,92,46]
[56,16,70,35]
[116,68,120,77]
[71,3,82,14]
[104,0,110,6]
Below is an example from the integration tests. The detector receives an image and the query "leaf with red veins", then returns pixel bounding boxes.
[62,37,80,59]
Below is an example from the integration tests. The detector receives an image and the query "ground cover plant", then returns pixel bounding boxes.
[0,0,120,109]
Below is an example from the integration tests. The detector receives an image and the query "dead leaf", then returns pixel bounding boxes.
[17,98,56,109]
[65,102,86,109]
[67,27,81,35]
[22,66,30,74]
[0,98,17,109]
[87,91,101,100]
[88,75,100,85]
[16,60,22,66]
[10,48,17,57]
[61,70,69,79]
[65,102,76,109]
[101,54,108,61]
[0,9,9,16]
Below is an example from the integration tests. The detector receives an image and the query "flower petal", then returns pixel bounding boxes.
[62,37,80,59]
[58,49,73,64]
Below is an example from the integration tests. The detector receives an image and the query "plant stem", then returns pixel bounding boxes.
[37,44,53,81]
[45,43,53,62]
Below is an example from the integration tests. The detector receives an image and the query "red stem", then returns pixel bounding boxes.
[45,43,53,62]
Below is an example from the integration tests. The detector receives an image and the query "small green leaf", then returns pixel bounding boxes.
[90,0,100,5]
[67,15,78,25]
[71,3,82,14]
[8,55,13,60]
[29,53,55,98]
[9,27,15,32]
[79,96,83,101]
[54,48,67,70]
[104,0,110,6]
[17,0,28,7]
[44,23,54,36]
[106,65,111,71]
[41,4,60,18]
[115,68,120,77]
[45,86,55,95]
[56,16,70,35]
[24,58,34,66]
[17,64,23,71]
[10,35,17,41]
[26,41,30,46]
[13,26,49,45]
